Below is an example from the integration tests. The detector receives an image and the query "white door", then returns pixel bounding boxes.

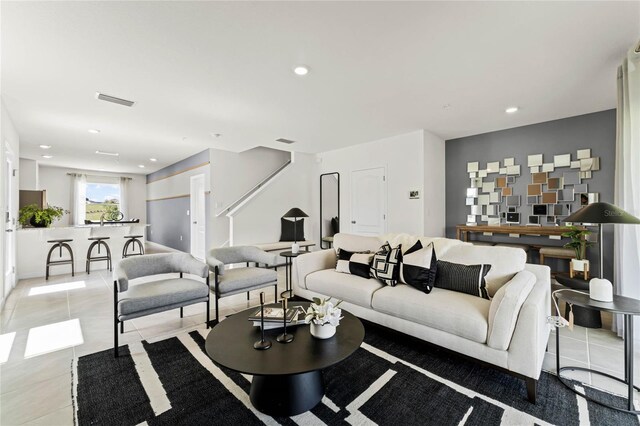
[351,167,386,235]
[190,174,206,260]
[4,144,16,299]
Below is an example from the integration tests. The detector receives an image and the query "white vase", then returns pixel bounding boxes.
[590,278,613,302]
[310,323,336,339]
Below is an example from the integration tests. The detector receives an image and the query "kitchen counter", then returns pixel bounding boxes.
[17,224,149,279]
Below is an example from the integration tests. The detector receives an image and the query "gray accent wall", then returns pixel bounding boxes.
[146,149,210,183]
[445,109,616,278]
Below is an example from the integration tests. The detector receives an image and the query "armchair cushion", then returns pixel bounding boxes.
[217,267,277,296]
[115,253,209,292]
[207,246,278,275]
[117,278,209,317]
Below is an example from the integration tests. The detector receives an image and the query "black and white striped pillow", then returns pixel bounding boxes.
[336,249,373,279]
[400,240,437,293]
[434,260,492,300]
[370,242,402,286]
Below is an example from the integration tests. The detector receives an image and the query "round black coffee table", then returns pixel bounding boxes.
[205,302,364,416]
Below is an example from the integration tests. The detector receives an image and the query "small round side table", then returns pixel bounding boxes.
[555,290,640,413]
[279,251,309,299]
[555,273,602,328]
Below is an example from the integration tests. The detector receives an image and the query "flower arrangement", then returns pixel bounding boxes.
[304,297,343,327]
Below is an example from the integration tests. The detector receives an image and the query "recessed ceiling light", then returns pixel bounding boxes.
[293,65,309,76]
[95,150,119,156]
[211,133,222,138]
[442,104,452,110]
[41,155,53,159]
[138,164,145,168]
[88,129,100,134]
[149,158,157,162]
[505,106,519,114]
[39,145,51,149]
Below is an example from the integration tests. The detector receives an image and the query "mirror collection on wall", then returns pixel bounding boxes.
[465,149,600,226]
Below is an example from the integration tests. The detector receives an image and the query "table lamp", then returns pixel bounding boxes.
[282,207,308,253]
[563,202,640,301]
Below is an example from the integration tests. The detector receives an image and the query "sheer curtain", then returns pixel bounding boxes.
[120,177,129,220]
[71,174,87,225]
[613,41,640,339]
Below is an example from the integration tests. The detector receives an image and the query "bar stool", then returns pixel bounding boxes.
[86,236,112,274]
[122,235,145,258]
[539,246,574,276]
[46,239,74,280]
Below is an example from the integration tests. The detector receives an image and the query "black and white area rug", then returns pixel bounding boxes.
[73,322,639,425]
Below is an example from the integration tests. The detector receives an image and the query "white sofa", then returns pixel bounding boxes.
[293,233,551,402]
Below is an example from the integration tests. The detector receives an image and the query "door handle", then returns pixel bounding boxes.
[351,221,356,224]
[193,221,197,224]
[5,229,13,232]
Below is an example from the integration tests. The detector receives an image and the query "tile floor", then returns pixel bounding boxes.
[0,267,635,425]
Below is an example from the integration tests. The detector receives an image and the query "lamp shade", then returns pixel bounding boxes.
[282,207,309,219]
[563,202,640,225]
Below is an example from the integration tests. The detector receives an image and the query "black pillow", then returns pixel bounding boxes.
[279,218,305,242]
[399,240,437,293]
[370,242,402,286]
[434,260,492,300]
[336,249,373,279]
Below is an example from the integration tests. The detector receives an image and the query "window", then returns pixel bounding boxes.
[85,180,121,221]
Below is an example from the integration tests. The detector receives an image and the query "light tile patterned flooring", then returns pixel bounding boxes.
[0,269,635,425]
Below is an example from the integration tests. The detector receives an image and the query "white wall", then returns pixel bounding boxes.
[19,158,38,190]
[38,165,146,226]
[317,130,444,237]
[423,130,446,236]
[209,146,292,247]
[1,99,21,305]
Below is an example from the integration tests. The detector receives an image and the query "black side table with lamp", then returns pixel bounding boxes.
[279,250,309,299]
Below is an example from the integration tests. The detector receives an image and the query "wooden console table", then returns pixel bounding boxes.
[455,224,579,242]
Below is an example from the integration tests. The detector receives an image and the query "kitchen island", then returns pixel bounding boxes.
[17,224,148,279]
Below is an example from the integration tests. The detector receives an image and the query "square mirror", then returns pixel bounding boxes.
[563,171,580,185]
[504,158,515,166]
[558,188,574,202]
[527,184,542,196]
[528,216,540,225]
[542,163,555,173]
[499,168,507,174]
[481,214,489,221]
[487,162,500,173]
[478,170,487,178]
[527,196,538,205]
[467,162,479,172]
[542,192,557,204]
[478,194,490,205]
[528,154,543,167]
[530,166,540,173]
[580,193,589,206]
[490,192,501,203]
[488,217,500,226]
[546,216,556,225]
[496,177,507,188]
[467,215,476,223]
[532,172,548,184]
[506,165,521,176]
[508,206,517,213]
[547,177,562,190]
[574,184,588,193]
[507,176,516,184]
[588,193,599,204]
[469,172,477,178]
[466,197,475,206]
[570,161,580,169]
[486,205,497,216]
[466,188,479,197]
[533,204,547,216]
[471,205,482,215]
[554,204,571,216]
[554,154,571,167]
[506,212,520,224]
[580,171,592,179]
[482,182,495,193]
[577,149,591,159]
[506,195,520,206]
[502,187,513,196]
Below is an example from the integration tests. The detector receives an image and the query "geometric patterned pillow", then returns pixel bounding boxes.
[399,240,437,293]
[434,260,492,300]
[336,249,373,279]
[370,242,402,286]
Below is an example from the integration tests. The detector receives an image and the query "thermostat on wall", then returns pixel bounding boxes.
[409,190,420,199]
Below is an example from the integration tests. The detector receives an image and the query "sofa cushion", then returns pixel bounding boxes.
[382,233,469,257]
[438,244,526,297]
[118,278,208,316]
[399,241,437,293]
[306,269,385,308]
[487,270,536,351]
[333,233,382,254]
[371,284,490,343]
[217,267,277,296]
[370,243,402,286]
[336,249,373,279]
[434,260,491,300]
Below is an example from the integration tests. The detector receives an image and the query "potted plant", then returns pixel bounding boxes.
[304,297,343,339]
[18,204,69,228]
[561,225,594,277]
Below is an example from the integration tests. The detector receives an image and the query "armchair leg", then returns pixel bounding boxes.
[120,321,124,334]
[215,291,220,324]
[247,292,250,301]
[274,284,278,302]
[206,298,210,329]
[114,281,119,358]
[180,307,183,318]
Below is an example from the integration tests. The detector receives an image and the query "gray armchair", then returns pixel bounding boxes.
[113,253,210,357]
[207,246,279,323]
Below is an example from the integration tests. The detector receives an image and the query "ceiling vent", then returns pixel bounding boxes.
[276,138,296,144]
[95,150,119,157]
[95,92,135,107]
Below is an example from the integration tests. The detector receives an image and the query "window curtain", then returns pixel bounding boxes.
[71,174,87,225]
[120,177,129,220]
[613,41,640,339]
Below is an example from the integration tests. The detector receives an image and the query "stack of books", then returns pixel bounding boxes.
[248,306,305,330]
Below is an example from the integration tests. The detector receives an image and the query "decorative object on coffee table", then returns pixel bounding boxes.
[304,297,343,339]
[254,292,272,350]
[561,225,593,279]
[282,207,308,253]
[206,302,364,416]
[563,202,640,284]
[276,296,294,343]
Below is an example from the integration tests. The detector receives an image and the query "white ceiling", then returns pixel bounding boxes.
[2,1,638,173]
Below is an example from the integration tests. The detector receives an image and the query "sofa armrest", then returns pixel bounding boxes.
[506,264,552,379]
[293,249,337,291]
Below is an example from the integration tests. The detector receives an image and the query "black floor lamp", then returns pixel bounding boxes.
[282,208,308,253]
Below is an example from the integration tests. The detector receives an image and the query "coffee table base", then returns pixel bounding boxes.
[250,370,324,416]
